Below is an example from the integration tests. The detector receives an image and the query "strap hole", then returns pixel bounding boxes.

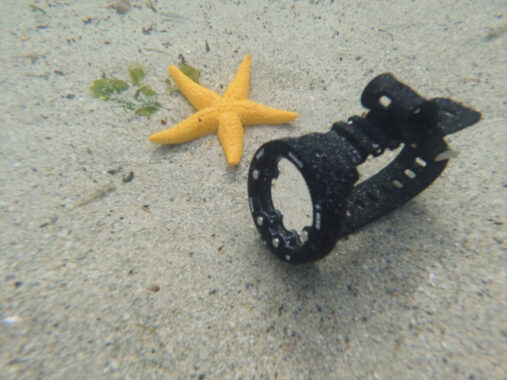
[414,157,427,167]
[378,95,392,108]
[404,169,416,179]
[392,179,404,189]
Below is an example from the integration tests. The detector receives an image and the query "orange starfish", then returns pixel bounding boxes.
[149,54,298,166]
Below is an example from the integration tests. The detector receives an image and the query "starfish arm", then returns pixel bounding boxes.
[149,108,219,144]
[169,66,221,110]
[235,100,298,126]
[223,54,251,101]
[217,112,244,166]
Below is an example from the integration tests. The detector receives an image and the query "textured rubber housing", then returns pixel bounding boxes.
[248,132,358,263]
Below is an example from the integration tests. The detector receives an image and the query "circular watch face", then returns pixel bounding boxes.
[248,134,357,264]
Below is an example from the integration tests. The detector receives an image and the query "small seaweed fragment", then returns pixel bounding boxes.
[70,182,116,209]
[177,63,200,83]
[139,85,157,96]
[116,99,136,110]
[134,85,157,100]
[133,85,159,116]
[90,78,129,100]
[165,78,178,94]
[135,102,161,117]
[29,4,47,15]
[128,64,146,86]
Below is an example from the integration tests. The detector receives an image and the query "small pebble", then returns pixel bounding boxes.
[122,171,134,183]
[2,316,22,325]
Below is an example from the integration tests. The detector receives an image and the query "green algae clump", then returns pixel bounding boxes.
[90,78,129,100]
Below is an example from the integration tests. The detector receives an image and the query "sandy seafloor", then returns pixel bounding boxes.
[0,0,506,379]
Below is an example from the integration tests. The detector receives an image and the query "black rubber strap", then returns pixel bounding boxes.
[432,98,482,135]
[338,143,448,237]
[334,75,481,237]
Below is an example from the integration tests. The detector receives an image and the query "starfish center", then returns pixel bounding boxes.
[213,99,243,113]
